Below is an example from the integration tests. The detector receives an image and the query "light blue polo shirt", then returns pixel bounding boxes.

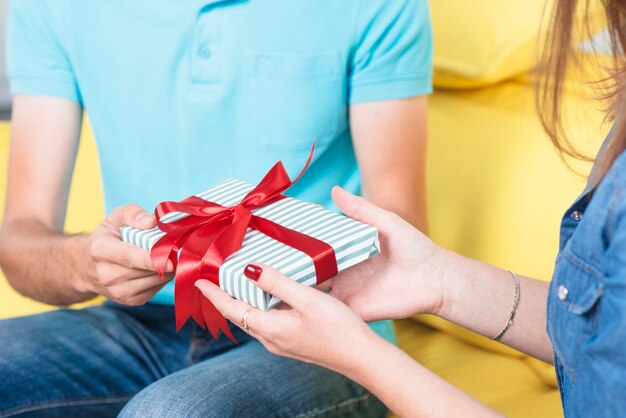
[7,0,433,342]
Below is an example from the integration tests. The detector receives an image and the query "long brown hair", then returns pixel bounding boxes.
[537,0,626,179]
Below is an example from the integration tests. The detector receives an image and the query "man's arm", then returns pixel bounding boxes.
[0,96,93,305]
[0,96,170,306]
[350,95,428,232]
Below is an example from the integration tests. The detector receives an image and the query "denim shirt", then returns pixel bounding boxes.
[547,148,626,417]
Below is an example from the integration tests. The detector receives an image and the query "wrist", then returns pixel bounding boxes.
[71,233,99,296]
[428,247,465,320]
[341,330,410,392]
[331,326,384,381]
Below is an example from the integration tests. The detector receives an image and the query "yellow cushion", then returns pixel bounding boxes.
[431,0,606,89]
[0,120,104,319]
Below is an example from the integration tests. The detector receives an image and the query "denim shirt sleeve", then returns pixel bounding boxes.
[548,154,626,417]
[593,188,626,400]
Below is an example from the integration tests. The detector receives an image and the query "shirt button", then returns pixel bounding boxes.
[558,285,569,301]
[570,211,583,221]
[198,46,212,59]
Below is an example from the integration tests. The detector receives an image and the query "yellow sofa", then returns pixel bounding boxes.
[0,75,607,416]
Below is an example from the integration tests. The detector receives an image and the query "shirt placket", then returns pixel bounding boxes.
[191,0,238,85]
[558,193,591,251]
[191,13,222,85]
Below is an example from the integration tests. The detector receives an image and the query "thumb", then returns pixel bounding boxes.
[244,264,313,309]
[331,186,392,227]
[121,204,156,229]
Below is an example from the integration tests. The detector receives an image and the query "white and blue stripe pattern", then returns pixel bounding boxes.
[120,179,380,311]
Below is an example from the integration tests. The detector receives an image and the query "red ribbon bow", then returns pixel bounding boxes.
[150,144,338,342]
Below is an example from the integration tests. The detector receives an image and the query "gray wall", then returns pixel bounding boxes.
[0,0,9,117]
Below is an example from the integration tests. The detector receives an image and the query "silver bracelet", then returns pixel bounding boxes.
[492,270,520,342]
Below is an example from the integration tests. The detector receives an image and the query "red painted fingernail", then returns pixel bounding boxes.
[244,264,262,281]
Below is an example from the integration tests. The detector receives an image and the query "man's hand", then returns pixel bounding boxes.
[0,96,172,306]
[83,204,173,306]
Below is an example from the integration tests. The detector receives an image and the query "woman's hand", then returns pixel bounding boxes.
[196,266,503,418]
[325,187,446,321]
[194,187,449,371]
[195,265,379,375]
[195,191,509,418]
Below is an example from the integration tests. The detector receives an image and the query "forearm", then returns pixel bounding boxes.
[362,187,427,235]
[341,330,502,418]
[436,249,553,363]
[0,218,96,305]
[352,96,429,234]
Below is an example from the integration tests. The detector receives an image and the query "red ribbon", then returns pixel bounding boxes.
[150,144,338,342]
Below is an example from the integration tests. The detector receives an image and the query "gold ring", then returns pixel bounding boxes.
[240,306,253,334]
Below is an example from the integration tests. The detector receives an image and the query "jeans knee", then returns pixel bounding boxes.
[119,389,199,418]
[119,381,263,418]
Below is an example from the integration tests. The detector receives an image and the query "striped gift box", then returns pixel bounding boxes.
[120,178,380,310]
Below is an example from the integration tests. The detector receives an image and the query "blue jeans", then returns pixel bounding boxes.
[0,302,386,417]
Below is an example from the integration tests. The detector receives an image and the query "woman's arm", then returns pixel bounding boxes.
[195,189,553,415]
[436,251,552,362]
[347,329,503,418]
[326,187,554,362]
[196,266,502,417]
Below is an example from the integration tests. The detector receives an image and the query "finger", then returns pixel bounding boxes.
[93,239,159,271]
[243,264,314,309]
[315,278,333,291]
[96,261,160,284]
[195,280,260,325]
[123,270,174,283]
[243,308,270,339]
[105,277,162,304]
[331,186,393,227]
[114,281,169,306]
[107,273,168,296]
[108,204,156,230]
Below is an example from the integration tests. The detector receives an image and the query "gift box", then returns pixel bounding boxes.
[119,146,380,341]
[121,178,380,311]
